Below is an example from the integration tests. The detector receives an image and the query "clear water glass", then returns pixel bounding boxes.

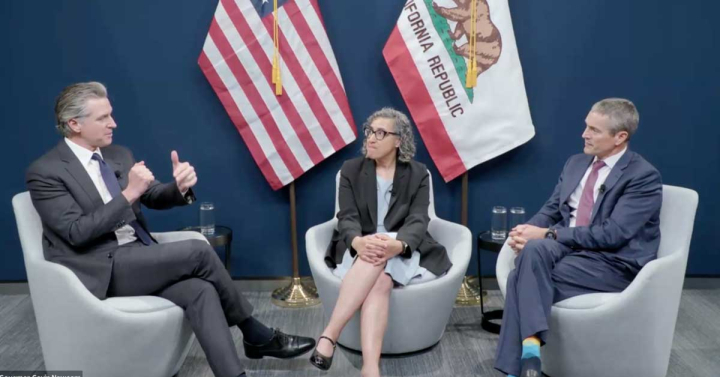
[509,207,526,230]
[200,202,215,235]
[491,206,508,240]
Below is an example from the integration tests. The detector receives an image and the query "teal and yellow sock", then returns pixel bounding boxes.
[520,336,542,376]
[521,336,541,359]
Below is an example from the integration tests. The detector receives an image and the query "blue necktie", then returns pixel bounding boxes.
[91,153,153,245]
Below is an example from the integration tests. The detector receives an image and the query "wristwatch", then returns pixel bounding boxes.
[400,241,412,258]
[544,229,557,240]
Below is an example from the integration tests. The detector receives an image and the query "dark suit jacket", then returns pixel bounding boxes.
[325,157,452,276]
[528,149,663,270]
[26,141,194,299]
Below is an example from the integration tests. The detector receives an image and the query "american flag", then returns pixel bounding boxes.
[199,0,357,190]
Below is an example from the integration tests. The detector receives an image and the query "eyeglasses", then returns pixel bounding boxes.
[364,127,399,141]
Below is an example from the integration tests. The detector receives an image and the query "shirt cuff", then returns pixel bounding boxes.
[179,187,195,204]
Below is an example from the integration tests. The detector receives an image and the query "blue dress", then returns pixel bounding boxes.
[332,175,437,286]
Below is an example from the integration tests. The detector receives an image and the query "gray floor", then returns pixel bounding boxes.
[1,289,719,377]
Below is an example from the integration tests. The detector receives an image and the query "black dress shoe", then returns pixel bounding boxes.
[243,328,315,359]
[309,335,336,371]
[520,356,542,377]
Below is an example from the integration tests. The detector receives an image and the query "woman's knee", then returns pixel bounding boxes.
[354,257,385,269]
[372,273,393,295]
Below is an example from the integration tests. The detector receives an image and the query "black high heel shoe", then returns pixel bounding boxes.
[309,335,336,371]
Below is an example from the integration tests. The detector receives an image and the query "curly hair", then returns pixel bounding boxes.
[360,107,416,162]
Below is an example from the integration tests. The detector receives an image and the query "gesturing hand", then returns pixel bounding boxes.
[171,150,197,193]
[122,161,154,203]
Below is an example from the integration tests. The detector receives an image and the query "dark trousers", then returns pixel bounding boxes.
[108,239,253,377]
[494,239,638,376]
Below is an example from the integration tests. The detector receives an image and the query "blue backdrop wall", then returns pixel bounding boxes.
[2,0,718,280]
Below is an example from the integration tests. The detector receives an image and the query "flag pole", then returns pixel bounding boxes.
[271,181,321,307]
[454,172,482,306]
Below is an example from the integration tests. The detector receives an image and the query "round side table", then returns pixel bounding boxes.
[477,230,505,334]
[182,225,233,273]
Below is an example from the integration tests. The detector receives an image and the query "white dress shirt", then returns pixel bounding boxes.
[567,147,627,227]
[64,138,137,245]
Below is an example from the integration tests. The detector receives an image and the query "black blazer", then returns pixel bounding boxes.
[26,141,194,299]
[325,157,452,276]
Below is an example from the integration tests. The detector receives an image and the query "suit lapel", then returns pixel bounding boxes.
[561,155,593,205]
[101,147,128,190]
[589,150,632,224]
[57,141,105,209]
[361,159,378,228]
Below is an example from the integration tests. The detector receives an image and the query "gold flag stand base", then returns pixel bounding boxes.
[271,276,321,308]
[454,173,484,306]
[455,276,483,306]
[271,182,321,308]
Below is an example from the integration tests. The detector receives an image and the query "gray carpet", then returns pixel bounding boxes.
[1,289,719,377]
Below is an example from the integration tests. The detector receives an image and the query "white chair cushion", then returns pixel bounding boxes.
[104,295,179,313]
[553,292,618,309]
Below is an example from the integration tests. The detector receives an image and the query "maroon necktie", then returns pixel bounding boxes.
[575,160,606,227]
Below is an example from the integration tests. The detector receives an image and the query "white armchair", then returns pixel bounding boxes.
[306,171,471,354]
[12,191,203,377]
[496,184,699,377]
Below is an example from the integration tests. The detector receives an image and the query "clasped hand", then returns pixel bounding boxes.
[507,224,548,254]
[352,234,403,266]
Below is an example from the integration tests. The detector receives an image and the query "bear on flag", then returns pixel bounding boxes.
[384,0,534,182]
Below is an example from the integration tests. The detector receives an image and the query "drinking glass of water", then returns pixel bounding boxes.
[509,207,526,230]
[491,206,508,240]
[200,202,215,235]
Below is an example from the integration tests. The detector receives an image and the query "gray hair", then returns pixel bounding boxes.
[361,107,416,163]
[590,98,639,140]
[55,82,108,137]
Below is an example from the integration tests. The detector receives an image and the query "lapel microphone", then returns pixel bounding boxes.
[599,184,606,194]
[114,170,122,179]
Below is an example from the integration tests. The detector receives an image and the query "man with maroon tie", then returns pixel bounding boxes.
[493,98,663,377]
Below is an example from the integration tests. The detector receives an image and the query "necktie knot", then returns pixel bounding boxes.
[91,153,104,163]
[592,160,606,171]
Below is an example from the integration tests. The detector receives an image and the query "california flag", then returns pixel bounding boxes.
[383,0,534,182]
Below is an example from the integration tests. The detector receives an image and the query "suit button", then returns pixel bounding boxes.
[107,253,113,259]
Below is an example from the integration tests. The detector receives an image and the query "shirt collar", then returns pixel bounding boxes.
[594,146,627,170]
[64,138,103,167]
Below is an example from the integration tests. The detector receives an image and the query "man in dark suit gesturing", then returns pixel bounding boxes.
[26,82,314,377]
[494,98,663,377]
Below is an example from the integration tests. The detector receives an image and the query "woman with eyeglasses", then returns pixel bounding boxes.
[309,108,452,376]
